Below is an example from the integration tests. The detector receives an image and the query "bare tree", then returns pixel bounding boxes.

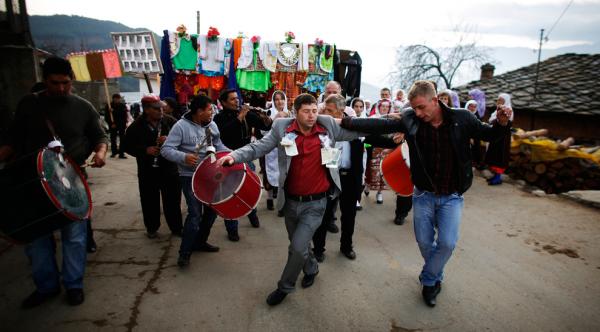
[389,26,492,90]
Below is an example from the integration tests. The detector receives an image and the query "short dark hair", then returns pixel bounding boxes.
[112,93,121,99]
[163,97,177,109]
[293,93,317,112]
[218,88,237,103]
[380,87,391,93]
[189,94,213,114]
[42,57,74,80]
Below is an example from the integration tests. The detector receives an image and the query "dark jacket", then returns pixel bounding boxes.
[105,101,128,129]
[213,107,272,150]
[341,102,511,194]
[123,114,179,175]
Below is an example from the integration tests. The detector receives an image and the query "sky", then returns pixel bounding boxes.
[27,0,600,87]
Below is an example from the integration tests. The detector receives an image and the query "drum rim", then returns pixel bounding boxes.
[192,151,245,204]
[37,148,93,221]
[212,170,263,219]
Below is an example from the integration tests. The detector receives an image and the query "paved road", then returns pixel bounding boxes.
[1,157,599,331]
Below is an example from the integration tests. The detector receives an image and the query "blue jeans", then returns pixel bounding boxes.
[25,220,88,293]
[412,188,464,286]
[180,176,216,254]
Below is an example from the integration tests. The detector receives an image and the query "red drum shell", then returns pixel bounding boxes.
[380,144,414,197]
[192,151,262,219]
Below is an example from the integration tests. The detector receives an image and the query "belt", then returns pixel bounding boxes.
[286,192,327,202]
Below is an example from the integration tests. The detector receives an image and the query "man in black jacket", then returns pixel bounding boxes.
[123,95,182,238]
[213,89,272,241]
[340,80,512,307]
[105,93,128,158]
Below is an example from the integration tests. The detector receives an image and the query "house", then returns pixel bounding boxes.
[454,53,600,143]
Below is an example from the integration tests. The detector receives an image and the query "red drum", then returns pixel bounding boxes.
[192,151,262,219]
[0,148,92,243]
[380,143,414,197]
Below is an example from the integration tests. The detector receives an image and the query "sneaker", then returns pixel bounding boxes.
[376,192,383,204]
[66,288,85,306]
[21,289,60,309]
[301,271,318,288]
[266,289,287,306]
[356,201,362,211]
[177,253,191,267]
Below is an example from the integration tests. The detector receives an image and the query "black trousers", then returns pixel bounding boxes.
[313,171,360,254]
[109,127,126,156]
[395,195,413,218]
[138,169,183,234]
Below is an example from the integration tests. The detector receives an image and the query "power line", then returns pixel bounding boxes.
[545,0,575,40]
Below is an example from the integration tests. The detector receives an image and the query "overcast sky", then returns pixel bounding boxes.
[27,0,600,87]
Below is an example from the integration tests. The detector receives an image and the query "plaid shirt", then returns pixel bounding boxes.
[416,119,459,195]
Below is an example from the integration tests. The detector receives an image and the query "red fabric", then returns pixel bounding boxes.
[285,121,330,196]
[102,50,122,78]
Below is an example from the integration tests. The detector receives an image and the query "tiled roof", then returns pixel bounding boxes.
[454,53,600,116]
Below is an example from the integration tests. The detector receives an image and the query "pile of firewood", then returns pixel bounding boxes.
[507,129,600,194]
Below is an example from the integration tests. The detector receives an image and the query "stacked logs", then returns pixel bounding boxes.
[507,130,600,194]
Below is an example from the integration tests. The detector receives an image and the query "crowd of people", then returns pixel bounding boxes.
[0,56,514,310]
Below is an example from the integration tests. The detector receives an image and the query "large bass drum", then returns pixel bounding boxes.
[0,148,92,243]
[380,143,414,197]
[192,151,262,220]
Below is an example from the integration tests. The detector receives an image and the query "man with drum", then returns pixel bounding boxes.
[123,94,183,239]
[217,93,362,306]
[338,80,512,307]
[161,94,229,268]
[0,57,108,307]
[214,89,272,242]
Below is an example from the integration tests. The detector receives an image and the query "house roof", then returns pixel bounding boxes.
[454,53,600,116]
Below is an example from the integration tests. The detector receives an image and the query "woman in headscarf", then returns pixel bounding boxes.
[350,98,368,210]
[485,93,514,185]
[263,91,290,213]
[366,98,393,204]
[465,100,484,168]
[468,88,487,118]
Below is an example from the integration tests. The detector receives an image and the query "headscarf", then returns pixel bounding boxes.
[489,93,514,122]
[465,100,478,113]
[449,90,460,109]
[468,88,486,118]
[369,99,392,117]
[395,89,407,103]
[269,90,289,119]
[350,97,365,118]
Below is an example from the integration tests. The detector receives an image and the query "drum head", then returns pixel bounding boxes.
[193,151,246,204]
[38,149,92,220]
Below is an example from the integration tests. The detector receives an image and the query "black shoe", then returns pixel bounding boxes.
[277,210,284,217]
[110,154,117,158]
[196,243,220,252]
[248,215,260,228]
[327,223,339,234]
[118,155,127,159]
[228,230,240,242]
[394,215,406,225]
[146,231,158,239]
[21,289,60,309]
[341,249,356,260]
[177,253,191,267]
[301,271,318,288]
[266,289,287,306]
[266,199,274,211]
[171,229,182,237]
[314,252,325,263]
[66,288,85,306]
[356,205,362,211]
[422,282,442,307]
[87,237,97,253]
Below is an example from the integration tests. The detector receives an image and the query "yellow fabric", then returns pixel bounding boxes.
[511,136,600,165]
[68,55,91,82]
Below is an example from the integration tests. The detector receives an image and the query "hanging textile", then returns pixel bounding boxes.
[198,35,226,76]
[237,43,271,92]
[170,31,198,71]
[160,30,177,100]
[86,52,106,81]
[102,50,122,78]
[68,54,91,82]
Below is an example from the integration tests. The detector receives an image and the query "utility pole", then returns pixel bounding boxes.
[534,28,544,98]
[197,11,200,34]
